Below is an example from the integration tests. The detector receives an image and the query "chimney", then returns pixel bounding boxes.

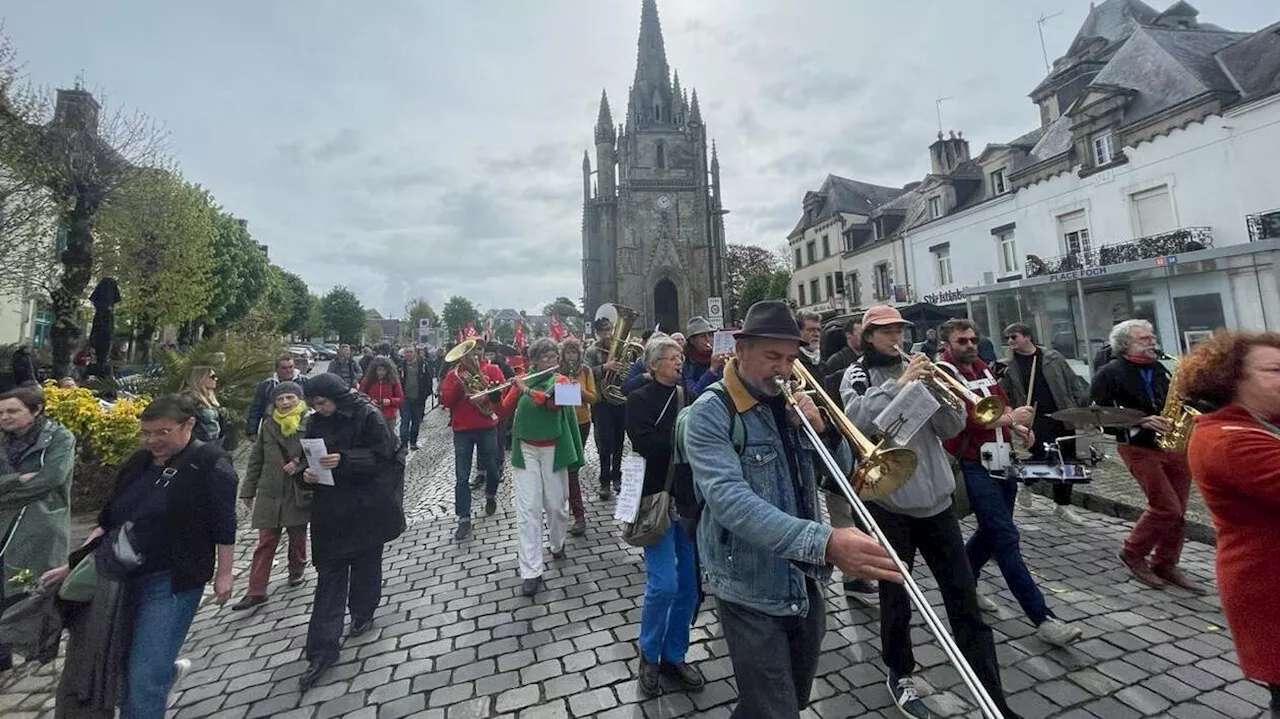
[53,88,101,135]
[802,191,825,222]
[928,130,971,175]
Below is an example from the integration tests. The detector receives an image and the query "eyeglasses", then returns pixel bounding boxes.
[209,374,219,380]
[953,337,978,346]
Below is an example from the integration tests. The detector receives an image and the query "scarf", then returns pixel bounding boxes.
[271,402,308,437]
[686,341,713,367]
[509,373,584,472]
[800,346,821,365]
[1,415,47,473]
[1125,351,1156,365]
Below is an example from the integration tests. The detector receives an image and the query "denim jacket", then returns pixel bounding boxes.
[686,361,851,618]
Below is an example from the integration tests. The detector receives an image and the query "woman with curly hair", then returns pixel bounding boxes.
[1181,330,1280,716]
[358,356,403,444]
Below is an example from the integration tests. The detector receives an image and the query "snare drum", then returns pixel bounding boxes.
[1008,459,1092,484]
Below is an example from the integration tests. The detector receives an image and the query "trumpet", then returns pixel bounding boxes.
[468,365,560,401]
[774,373,1007,719]
[895,348,1005,426]
[786,361,916,500]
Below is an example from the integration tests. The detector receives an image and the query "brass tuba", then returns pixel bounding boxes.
[1155,359,1200,451]
[445,338,497,419]
[599,304,645,405]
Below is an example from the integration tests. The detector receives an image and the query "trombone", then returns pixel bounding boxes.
[774,374,1006,719]
[467,365,560,401]
[896,348,1005,426]
[788,361,916,500]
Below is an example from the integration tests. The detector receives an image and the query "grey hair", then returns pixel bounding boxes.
[528,338,559,360]
[795,310,821,326]
[1109,319,1154,354]
[645,331,670,347]
[644,336,682,371]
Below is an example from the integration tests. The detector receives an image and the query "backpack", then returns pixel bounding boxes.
[671,383,746,539]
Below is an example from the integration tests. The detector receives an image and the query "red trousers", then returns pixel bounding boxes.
[247,526,308,596]
[1118,444,1192,568]
[566,423,591,523]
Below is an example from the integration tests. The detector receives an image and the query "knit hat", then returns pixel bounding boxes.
[273,380,304,400]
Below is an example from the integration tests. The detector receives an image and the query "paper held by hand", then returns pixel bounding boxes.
[873,380,941,445]
[613,455,647,522]
[712,330,736,356]
[299,438,335,486]
[553,382,582,406]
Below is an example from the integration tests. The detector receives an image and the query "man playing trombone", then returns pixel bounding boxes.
[685,301,902,719]
[841,305,1020,719]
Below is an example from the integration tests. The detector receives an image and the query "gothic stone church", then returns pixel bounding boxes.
[581,0,727,334]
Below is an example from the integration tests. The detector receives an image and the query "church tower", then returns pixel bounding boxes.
[581,0,726,333]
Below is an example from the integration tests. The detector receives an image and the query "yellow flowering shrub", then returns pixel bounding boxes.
[43,382,146,465]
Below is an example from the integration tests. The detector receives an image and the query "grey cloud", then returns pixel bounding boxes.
[311,128,362,163]
[483,142,575,173]
[760,70,866,110]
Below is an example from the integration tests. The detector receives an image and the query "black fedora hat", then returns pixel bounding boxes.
[734,300,804,344]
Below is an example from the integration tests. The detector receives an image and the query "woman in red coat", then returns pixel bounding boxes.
[359,357,403,444]
[1182,330,1280,714]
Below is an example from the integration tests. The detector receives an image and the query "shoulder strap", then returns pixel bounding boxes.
[705,385,746,456]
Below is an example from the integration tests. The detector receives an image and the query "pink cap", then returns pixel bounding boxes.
[861,305,913,328]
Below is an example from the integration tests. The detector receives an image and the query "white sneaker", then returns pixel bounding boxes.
[1017,486,1035,509]
[1054,505,1085,524]
[1036,617,1083,647]
[976,593,1000,614]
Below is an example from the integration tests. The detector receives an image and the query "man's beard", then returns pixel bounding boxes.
[955,348,978,365]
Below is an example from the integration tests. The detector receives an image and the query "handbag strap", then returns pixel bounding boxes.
[660,386,687,494]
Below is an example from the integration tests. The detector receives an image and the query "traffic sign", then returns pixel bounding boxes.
[707,296,724,329]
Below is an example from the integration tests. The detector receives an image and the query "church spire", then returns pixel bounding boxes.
[627,0,674,128]
[689,88,702,126]
[595,89,615,143]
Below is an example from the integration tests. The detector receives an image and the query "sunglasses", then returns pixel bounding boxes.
[953,337,978,346]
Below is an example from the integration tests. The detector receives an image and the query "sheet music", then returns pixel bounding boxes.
[299,438,335,486]
[553,382,582,406]
[613,455,647,522]
[874,380,941,445]
[712,330,736,355]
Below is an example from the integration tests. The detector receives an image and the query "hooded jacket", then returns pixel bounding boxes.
[841,349,966,518]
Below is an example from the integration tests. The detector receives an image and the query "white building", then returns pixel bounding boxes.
[900,0,1280,369]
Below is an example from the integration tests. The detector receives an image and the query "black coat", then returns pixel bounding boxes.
[396,357,434,401]
[303,399,403,563]
[1089,357,1170,448]
[625,381,683,497]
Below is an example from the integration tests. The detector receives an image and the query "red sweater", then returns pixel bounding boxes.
[440,363,506,431]
[1187,404,1280,683]
[939,351,1011,461]
[359,379,403,419]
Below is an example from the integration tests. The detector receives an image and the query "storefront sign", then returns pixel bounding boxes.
[1048,266,1109,283]
[923,287,969,305]
[1155,255,1178,267]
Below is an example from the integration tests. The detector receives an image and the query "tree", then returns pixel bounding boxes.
[202,211,271,334]
[276,270,311,338]
[739,269,792,312]
[495,322,515,344]
[299,294,326,341]
[403,297,438,341]
[96,169,215,361]
[725,244,783,321]
[441,295,481,338]
[320,287,365,344]
[542,296,581,319]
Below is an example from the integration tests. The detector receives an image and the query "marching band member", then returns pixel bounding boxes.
[501,338,583,597]
[937,319,1082,647]
[1181,330,1280,716]
[585,316,625,499]
[439,341,505,541]
[1091,320,1206,593]
[999,323,1090,522]
[560,338,597,537]
[842,305,1019,719]
[686,301,901,719]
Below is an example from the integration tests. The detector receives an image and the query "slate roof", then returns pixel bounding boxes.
[1069,0,1160,53]
[1026,115,1074,164]
[788,174,905,238]
[1216,21,1280,101]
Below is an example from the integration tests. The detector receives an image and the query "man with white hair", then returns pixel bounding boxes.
[1090,319,1206,593]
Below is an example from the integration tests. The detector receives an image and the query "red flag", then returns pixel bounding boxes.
[464,322,479,339]
[514,319,527,349]
[549,313,565,342]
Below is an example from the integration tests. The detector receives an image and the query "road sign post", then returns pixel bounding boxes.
[706,296,724,329]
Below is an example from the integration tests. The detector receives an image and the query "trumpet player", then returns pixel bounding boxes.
[440,340,506,541]
[685,301,902,719]
[937,319,1083,648]
[841,305,1019,719]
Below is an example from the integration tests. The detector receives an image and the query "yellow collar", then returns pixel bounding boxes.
[722,359,758,413]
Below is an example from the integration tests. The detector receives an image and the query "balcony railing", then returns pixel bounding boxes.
[1025,226,1213,278]
[1247,209,1280,242]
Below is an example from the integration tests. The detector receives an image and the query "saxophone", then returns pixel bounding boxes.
[1155,360,1201,451]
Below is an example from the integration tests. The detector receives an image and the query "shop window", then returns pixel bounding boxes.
[1131,185,1175,238]
[933,245,953,286]
[996,230,1018,275]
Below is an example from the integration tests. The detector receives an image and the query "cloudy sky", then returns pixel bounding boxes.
[4,0,1273,316]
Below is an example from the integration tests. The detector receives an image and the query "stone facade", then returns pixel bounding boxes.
[581,0,726,333]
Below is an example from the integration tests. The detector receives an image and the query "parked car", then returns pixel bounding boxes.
[305,343,334,361]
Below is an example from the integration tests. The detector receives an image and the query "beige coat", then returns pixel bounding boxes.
[241,413,312,529]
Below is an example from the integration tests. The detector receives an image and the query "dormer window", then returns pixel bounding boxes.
[928,196,943,219]
[1092,131,1115,166]
[990,168,1008,195]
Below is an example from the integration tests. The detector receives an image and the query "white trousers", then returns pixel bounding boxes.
[514,441,570,579]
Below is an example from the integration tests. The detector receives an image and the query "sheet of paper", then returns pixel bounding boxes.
[712,329,736,356]
[873,380,941,445]
[299,438,335,486]
[613,454,647,522]
[553,382,582,406]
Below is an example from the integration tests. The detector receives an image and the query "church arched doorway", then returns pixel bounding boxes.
[654,279,679,334]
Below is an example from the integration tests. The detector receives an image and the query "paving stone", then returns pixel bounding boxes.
[494,685,540,713]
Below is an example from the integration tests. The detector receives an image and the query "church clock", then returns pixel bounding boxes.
[657,195,671,209]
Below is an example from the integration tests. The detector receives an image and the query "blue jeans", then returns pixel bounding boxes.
[123,570,202,719]
[454,428,499,520]
[962,460,1050,625]
[399,398,424,444]
[639,523,698,664]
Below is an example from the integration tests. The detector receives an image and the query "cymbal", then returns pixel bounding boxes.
[1050,405,1147,427]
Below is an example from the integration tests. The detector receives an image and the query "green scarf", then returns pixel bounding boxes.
[271,402,308,437]
[509,373,584,472]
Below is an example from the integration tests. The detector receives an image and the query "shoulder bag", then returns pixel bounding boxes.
[621,386,685,548]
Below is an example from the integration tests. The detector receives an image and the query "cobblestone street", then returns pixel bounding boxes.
[2,406,1272,718]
